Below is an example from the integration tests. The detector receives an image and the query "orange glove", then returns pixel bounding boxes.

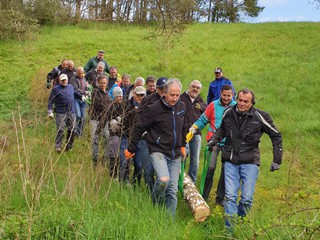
[124,149,135,160]
[181,147,186,160]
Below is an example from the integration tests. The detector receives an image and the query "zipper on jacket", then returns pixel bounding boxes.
[172,110,176,159]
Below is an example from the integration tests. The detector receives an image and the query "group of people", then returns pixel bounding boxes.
[47,51,283,233]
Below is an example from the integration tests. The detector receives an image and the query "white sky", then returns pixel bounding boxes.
[246,0,320,22]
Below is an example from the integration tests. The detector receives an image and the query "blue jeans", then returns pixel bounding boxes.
[55,113,76,149]
[224,161,259,227]
[119,137,130,182]
[136,139,154,191]
[90,120,109,163]
[74,99,86,136]
[151,152,181,216]
[186,134,201,182]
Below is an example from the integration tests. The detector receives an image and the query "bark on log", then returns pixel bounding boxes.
[183,173,210,222]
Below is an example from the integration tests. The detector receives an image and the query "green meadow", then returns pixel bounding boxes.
[0,22,319,239]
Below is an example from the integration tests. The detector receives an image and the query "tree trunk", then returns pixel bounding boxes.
[183,173,210,222]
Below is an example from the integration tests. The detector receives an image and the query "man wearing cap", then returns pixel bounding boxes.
[126,78,188,216]
[89,75,112,167]
[130,77,168,192]
[84,50,110,74]
[125,77,145,101]
[48,74,81,153]
[180,80,207,183]
[206,67,236,105]
[119,86,147,183]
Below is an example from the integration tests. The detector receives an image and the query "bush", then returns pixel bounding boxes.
[0,10,39,41]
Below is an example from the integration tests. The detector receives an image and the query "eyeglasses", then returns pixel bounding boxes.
[191,85,201,90]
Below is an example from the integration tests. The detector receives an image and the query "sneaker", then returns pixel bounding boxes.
[55,147,62,153]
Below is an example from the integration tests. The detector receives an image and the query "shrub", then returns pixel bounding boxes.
[0,10,39,41]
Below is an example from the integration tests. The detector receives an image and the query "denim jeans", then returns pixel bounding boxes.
[136,139,154,191]
[74,99,87,136]
[151,152,181,216]
[202,145,225,203]
[224,161,259,227]
[119,137,130,182]
[186,134,201,182]
[55,113,76,149]
[90,120,109,163]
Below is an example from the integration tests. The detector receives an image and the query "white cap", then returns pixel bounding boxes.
[59,74,68,81]
[134,86,146,95]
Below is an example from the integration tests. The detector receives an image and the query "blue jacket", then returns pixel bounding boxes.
[206,77,236,104]
[48,84,80,114]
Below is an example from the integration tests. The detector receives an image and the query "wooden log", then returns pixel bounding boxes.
[183,173,210,222]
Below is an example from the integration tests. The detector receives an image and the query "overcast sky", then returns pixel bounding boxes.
[246,0,320,22]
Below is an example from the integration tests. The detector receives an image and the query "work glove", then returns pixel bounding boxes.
[116,116,122,123]
[186,124,198,143]
[181,147,186,161]
[270,162,280,172]
[82,95,88,102]
[109,119,121,133]
[46,81,51,89]
[207,140,217,152]
[124,149,135,160]
[47,110,54,119]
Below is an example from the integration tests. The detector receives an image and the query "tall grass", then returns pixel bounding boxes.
[0,22,319,239]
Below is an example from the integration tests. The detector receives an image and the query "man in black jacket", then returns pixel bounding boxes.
[46,59,67,88]
[207,88,283,232]
[126,78,187,216]
[180,80,206,182]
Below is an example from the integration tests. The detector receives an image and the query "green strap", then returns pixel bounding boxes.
[178,161,185,195]
[200,146,212,195]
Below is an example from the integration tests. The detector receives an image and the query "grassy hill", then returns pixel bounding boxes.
[0,22,319,239]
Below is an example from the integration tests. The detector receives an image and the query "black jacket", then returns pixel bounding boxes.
[89,88,112,123]
[179,91,206,136]
[210,105,282,165]
[128,98,187,159]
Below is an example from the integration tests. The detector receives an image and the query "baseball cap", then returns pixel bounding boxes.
[156,77,168,88]
[59,74,68,81]
[98,50,105,54]
[134,86,146,95]
[214,67,223,73]
[112,87,123,98]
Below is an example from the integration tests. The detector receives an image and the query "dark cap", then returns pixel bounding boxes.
[156,77,168,88]
[214,67,223,73]
[98,50,105,54]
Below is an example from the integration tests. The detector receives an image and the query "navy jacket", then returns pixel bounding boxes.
[48,84,80,114]
[206,77,236,104]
